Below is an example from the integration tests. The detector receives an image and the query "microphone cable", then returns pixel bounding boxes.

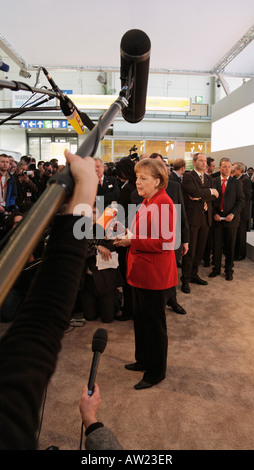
[35,383,48,449]
[79,421,84,450]
[0,84,56,125]
[90,115,102,157]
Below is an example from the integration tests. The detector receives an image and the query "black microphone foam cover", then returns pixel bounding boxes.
[120,29,151,123]
[92,328,108,354]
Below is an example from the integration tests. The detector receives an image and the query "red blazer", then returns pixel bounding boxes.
[126,188,178,290]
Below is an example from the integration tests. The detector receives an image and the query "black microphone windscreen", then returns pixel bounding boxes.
[120,29,151,124]
[92,328,108,354]
[121,29,151,58]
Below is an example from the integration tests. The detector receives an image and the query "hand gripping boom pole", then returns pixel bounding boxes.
[0,93,128,306]
[0,28,151,305]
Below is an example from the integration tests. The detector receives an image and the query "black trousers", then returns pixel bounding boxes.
[131,286,171,384]
[212,221,238,274]
[181,213,209,283]
[117,246,133,317]
[203,226,214,265]
[81,274,116,323]
[235,217,248,258]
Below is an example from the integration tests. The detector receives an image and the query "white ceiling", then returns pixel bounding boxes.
[1,0,254,76]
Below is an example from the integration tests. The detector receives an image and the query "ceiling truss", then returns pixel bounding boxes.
[1,26,254,80]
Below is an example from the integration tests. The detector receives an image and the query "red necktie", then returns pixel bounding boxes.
[99,179,103,187]
[220,179,227,212]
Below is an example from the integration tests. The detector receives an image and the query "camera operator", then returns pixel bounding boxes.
[27,162,42,197]
[50,158,59,173]
[38,162,54,196]
[15,163,38,212]
[37,160,45,174]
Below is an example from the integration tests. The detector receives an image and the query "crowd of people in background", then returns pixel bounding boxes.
[0,150,253,325]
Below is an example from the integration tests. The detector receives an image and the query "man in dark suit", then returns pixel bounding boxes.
[181,153,219,293]
[95,158,120,211]
[232,162,252,260]
[209,158,245,281]
[203,157,216,266]
[166,179,189,260]
[206,157,216,176]
[165,178,189,314]
[168,158,186,184]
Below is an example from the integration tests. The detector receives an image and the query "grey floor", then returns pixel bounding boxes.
[8,256,251,451]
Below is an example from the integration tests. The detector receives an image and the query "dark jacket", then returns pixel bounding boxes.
[168,171,182,185]
[118,179,136,227]
[15,177,38,210]
[182,170,216,226]
[238,174,252,220]
[212,175,245,226]
[97,175,120,209]
[5,173,17,211]
[166,180,189,244]
[0,215,121,450]
[84,225,122,295]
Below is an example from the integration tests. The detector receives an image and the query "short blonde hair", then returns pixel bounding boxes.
[135,158,168,189]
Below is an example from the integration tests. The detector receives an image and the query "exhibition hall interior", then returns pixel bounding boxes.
[0,0,254,453]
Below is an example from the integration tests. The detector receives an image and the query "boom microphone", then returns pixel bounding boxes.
[120,29,151,123]
[88,328,108,395]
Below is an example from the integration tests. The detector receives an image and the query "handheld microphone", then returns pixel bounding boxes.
[42,67,61,93]
[120,29,151,123]
[59,95,86,135]
[88,328,108,395]
[42,67,87,135]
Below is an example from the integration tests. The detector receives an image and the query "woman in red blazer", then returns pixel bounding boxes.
[114,159,178,389]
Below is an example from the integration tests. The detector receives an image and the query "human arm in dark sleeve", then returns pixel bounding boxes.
[183,172,218,201]
[0,152,97,450]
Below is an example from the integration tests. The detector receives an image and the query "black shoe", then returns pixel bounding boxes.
[208,270,220,278]
[226,273,233,281]
[115,314,132,321]
[234,256,245,261]
[190,275,208,285]
[125,362,145,371]
[182,283,190,294]
[134,380,154,390]
[170,303,187,315]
